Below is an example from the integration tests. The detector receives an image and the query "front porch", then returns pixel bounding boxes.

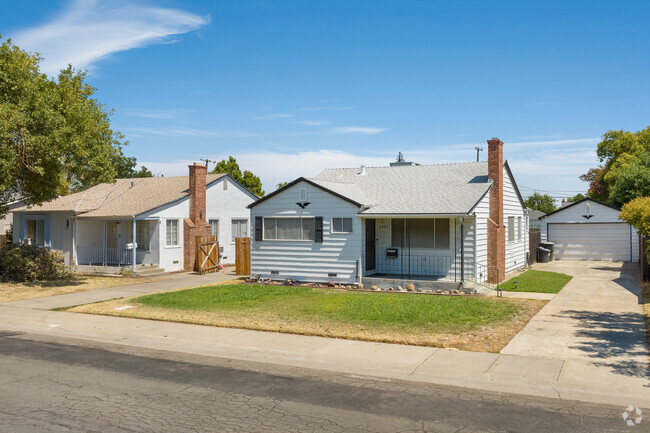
[362,217,488,290]
[74,218,160,270]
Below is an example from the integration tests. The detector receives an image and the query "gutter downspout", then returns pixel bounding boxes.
[460,217,465,284]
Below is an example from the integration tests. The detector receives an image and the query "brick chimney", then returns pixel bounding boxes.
[487,138,505,284]
[184,163,211,271]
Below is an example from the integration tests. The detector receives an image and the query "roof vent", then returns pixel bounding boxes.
[358,165,366,176]
[130,181,135,189]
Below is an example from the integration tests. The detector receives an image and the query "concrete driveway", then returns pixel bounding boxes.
[502,261,649,382]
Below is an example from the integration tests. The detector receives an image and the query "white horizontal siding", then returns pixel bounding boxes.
[472,190,490,282]
[503,167,526,273]
[251,182,361,283]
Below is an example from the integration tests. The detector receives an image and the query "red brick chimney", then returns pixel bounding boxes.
[487,138,505,284]
[184,163,211,271]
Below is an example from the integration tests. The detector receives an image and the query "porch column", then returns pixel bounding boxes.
[459,217,465,282]
[102,220,106,266]
[132,218,136,272]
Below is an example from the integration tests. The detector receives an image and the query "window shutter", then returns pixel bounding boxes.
[315,216,323,243]
[255,216,263,241]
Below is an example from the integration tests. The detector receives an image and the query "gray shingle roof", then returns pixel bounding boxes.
[14,174,225,218]
[311,162,491,215]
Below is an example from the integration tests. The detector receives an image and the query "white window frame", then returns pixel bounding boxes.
[263,217,315,241]
[508,216,515,243]
[332,217,353,234]
[231,218,248,242]
[517,216,522,241]
[166,219,179,247]
[209,219,220,240]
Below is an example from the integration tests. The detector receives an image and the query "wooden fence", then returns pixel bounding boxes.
[235,237,251,275]
[529,230,541,264]
[196,235,219,275]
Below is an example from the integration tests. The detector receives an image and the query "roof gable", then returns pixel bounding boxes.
[248,177,364,209]
[540,197,620,219]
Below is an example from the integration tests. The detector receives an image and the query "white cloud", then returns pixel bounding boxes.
[295,120,334,126]
[332,126,387,135]
[139,138,600,198]
[123,108,190,119]
[124,127,257,138]
[11,0,209,76]
[252,113,294,120]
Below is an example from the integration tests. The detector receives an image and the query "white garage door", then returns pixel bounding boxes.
[547,223,633,261]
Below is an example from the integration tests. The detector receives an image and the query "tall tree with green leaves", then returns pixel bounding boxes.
[0,37,130,217]
[581,126,650,204]
[524,192,557,214]
[211,156,264,196]
[566,193,586,203]
[112,153,153,179]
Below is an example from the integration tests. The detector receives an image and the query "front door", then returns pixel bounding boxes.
[365,219,376,271]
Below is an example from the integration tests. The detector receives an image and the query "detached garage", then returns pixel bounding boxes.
[540,198,639,262]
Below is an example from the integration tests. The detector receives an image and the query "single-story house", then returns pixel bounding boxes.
[248,138,528,286]
[12,163,257,273]
[538,197,639,261]
[1,198,24,242]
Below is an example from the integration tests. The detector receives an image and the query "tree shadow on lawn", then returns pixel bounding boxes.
[554,309,649,384]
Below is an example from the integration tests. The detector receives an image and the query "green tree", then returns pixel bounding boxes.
[608,151,650,208]
[211,156,264,196]
[620,197,650,258]
[581,127,650,204]
[0,37,127,217]
[276,181,288,189]
[566,193,586,203]
[524,192,557,214]
[111,153,153,179]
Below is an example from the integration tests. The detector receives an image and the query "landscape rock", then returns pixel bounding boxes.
[370,285,379,290]
[327,281,335,287]
[358,283,364,290]
[397,286,404,291]
[436,289,442,294]
[442,290,449,295]
[405,284,415,291]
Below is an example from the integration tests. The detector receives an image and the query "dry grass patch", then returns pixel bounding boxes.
[0,275,163,302]
[68,284,547,352]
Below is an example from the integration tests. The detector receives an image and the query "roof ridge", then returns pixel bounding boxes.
[319,161,486,171]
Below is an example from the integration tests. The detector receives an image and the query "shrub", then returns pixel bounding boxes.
[0,244,71,282]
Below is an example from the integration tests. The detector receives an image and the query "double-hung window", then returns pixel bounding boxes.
[209,219,219,240]
[264,218,315,240]
[508,216,515,242]
[166,219,179,246]
[332,218,353,233]
[231,219,248,242]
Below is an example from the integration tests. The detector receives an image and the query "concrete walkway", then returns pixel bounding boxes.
[2,268,241,310]
[0,264,648,408]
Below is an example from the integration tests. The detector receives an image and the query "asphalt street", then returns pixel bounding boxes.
[0,331,637,433]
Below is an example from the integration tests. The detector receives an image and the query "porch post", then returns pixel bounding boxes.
[102,220,106,266]
[132,218,136,272]
[460,217,465,283]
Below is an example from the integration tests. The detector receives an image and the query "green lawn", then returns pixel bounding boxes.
[500,270,572,293]
[135,284,520,332]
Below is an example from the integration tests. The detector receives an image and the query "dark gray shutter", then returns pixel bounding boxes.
[315,217,323,243]
[255,216,263,241]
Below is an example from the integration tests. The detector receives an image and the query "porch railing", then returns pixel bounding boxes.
[77,247,134,266]
[374,255,454,279]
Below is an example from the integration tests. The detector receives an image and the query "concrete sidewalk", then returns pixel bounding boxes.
[0,302,648,408]
[2,268,241,310]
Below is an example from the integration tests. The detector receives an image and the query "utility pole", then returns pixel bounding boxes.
[475,147,483,162]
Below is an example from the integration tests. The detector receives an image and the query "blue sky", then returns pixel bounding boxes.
[3,0,650,199]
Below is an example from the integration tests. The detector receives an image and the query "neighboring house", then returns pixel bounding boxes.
[1,198,25,240]
[12,163,257,273]
[538,197,639,261]
[248,138,528,286]
[527,209,545,230]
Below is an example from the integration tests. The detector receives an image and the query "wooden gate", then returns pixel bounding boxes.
[196,235,219,275]
[235,237,251,275]
[529,230,541,264]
